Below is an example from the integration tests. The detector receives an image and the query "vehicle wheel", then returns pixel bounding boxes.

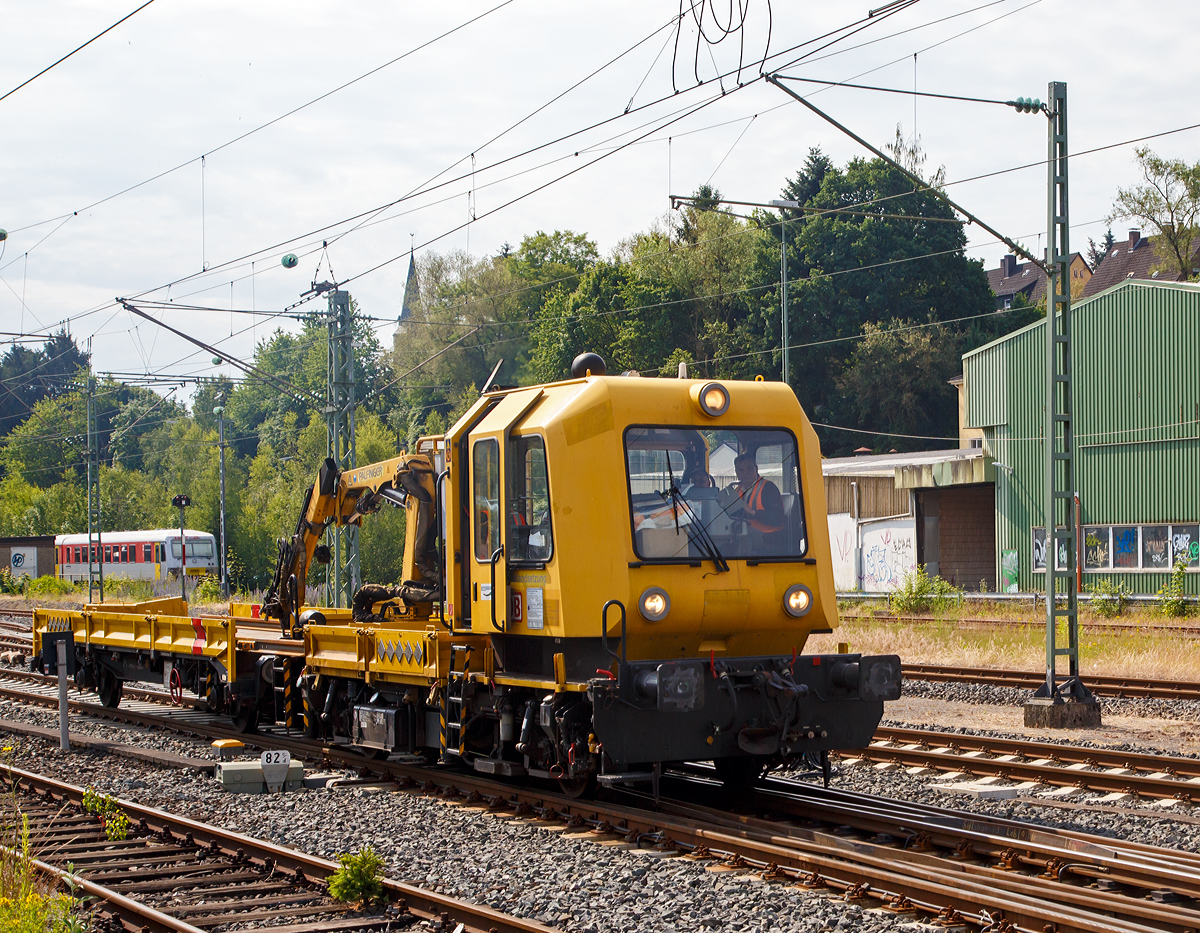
[713,756,764,789]
[302,681,326,739]
[97,670,123,709]
[557,774,597,799]
[204,678,225,715]
[231,702,259,734]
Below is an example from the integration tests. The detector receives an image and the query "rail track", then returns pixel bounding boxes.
[841,611,1200,636]
[902,663,1200,701]
[4,672,1200,931]
[848,725,1200,805]
[3,661,1200,805]
[8,765,556,933]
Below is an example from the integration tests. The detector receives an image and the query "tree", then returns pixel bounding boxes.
[1086,228,1115,269]
[674,184,723,243]
[0,391,88,486]
[1108,148,1200,280]
[780,148,834,218]
[0,329,89,439]
[191,376,236,433]
[831,304,1038,452]
[745,152,994,449]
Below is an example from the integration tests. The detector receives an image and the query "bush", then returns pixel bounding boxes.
[81,788,130,841]
[192,574,223,603]
[23,576,76,598]
[328,847,385,906]
[101,576,155,602]
[1085,578,1131,618]
[0,568,21,595]
[890,565,963,614]
[1156,558,1193,618]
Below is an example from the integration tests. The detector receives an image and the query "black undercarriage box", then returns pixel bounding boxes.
[590,652,900,769]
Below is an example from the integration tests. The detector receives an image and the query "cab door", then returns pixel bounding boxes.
[468,389,543,634]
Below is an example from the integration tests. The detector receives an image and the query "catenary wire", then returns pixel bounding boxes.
[0,0,158,105]
[3,0,517,236]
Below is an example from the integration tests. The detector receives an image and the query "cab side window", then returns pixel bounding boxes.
[507,434,553,563]
[472,439,500,561]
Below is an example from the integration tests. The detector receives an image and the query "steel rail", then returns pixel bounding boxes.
[3,679,1198,933]
[8,764,558,933]
[8,671,1200,806]
[29,857,206,933]
[902,663,1200,701]
[841,612,1200,636]
[858,726,1200,802]
[652,778,1200,932]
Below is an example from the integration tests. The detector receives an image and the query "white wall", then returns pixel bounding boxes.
[859,518,917,592]
[827,513,858,591]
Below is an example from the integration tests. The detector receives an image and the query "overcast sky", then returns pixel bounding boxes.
[1,0,1195,398]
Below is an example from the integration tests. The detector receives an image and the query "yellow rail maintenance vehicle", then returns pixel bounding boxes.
[34,353,901,794]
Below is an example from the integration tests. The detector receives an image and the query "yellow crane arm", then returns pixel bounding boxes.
[261,453,439,635]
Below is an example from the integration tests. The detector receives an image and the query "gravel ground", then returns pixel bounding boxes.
[3,685,1200,932]
[4,735,905,933]
[901,677,1200,721]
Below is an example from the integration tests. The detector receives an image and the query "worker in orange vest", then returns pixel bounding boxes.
[732,453,785,543]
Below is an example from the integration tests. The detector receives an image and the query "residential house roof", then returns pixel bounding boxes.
[986,252,1087,307]
[1081,229,1200,297]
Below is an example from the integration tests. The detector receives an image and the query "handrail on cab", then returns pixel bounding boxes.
[435,468,451,631]
[601,599,626,667]
[489,547,504,632]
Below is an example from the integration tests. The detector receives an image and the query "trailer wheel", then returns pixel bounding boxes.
[232,702,259,734]
[712,755,765,789]
[97,670,123,709]
[557,774,597,799]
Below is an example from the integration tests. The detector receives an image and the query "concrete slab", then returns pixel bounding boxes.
[929,781,1020,799]
[0,717,215,774]
[1038,785,1086,798]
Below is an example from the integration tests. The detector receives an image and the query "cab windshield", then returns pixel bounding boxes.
[624,426,807,561]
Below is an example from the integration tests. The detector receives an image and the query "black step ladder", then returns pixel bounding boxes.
[441,644,474,760]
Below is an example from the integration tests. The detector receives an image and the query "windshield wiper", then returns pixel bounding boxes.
[661,485,729,573]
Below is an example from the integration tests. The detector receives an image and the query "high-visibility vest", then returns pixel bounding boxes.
[740,478,782,533]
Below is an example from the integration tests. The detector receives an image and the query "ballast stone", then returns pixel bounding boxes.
[215,759,304,794]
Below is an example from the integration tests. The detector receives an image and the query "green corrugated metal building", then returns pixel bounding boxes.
[963,279,1200,594]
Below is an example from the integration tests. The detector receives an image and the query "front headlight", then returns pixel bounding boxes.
[783,583,813,618]
[695,382,730,417]
[639,586,671,622]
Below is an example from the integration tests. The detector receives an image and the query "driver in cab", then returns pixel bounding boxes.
[729,452,785,545]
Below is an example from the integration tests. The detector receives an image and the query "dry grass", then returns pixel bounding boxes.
[809,615,1200,681]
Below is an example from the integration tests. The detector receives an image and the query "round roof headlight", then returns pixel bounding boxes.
[695,382,730,417]
[638,586,671,622]
[783,583,813,618]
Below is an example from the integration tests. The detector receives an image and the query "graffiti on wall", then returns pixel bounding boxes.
[1001,550,1019,593]
[859,519,917,592]
[827,513,857,591]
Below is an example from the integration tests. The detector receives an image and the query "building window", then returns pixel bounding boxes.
[970,438,983,449]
